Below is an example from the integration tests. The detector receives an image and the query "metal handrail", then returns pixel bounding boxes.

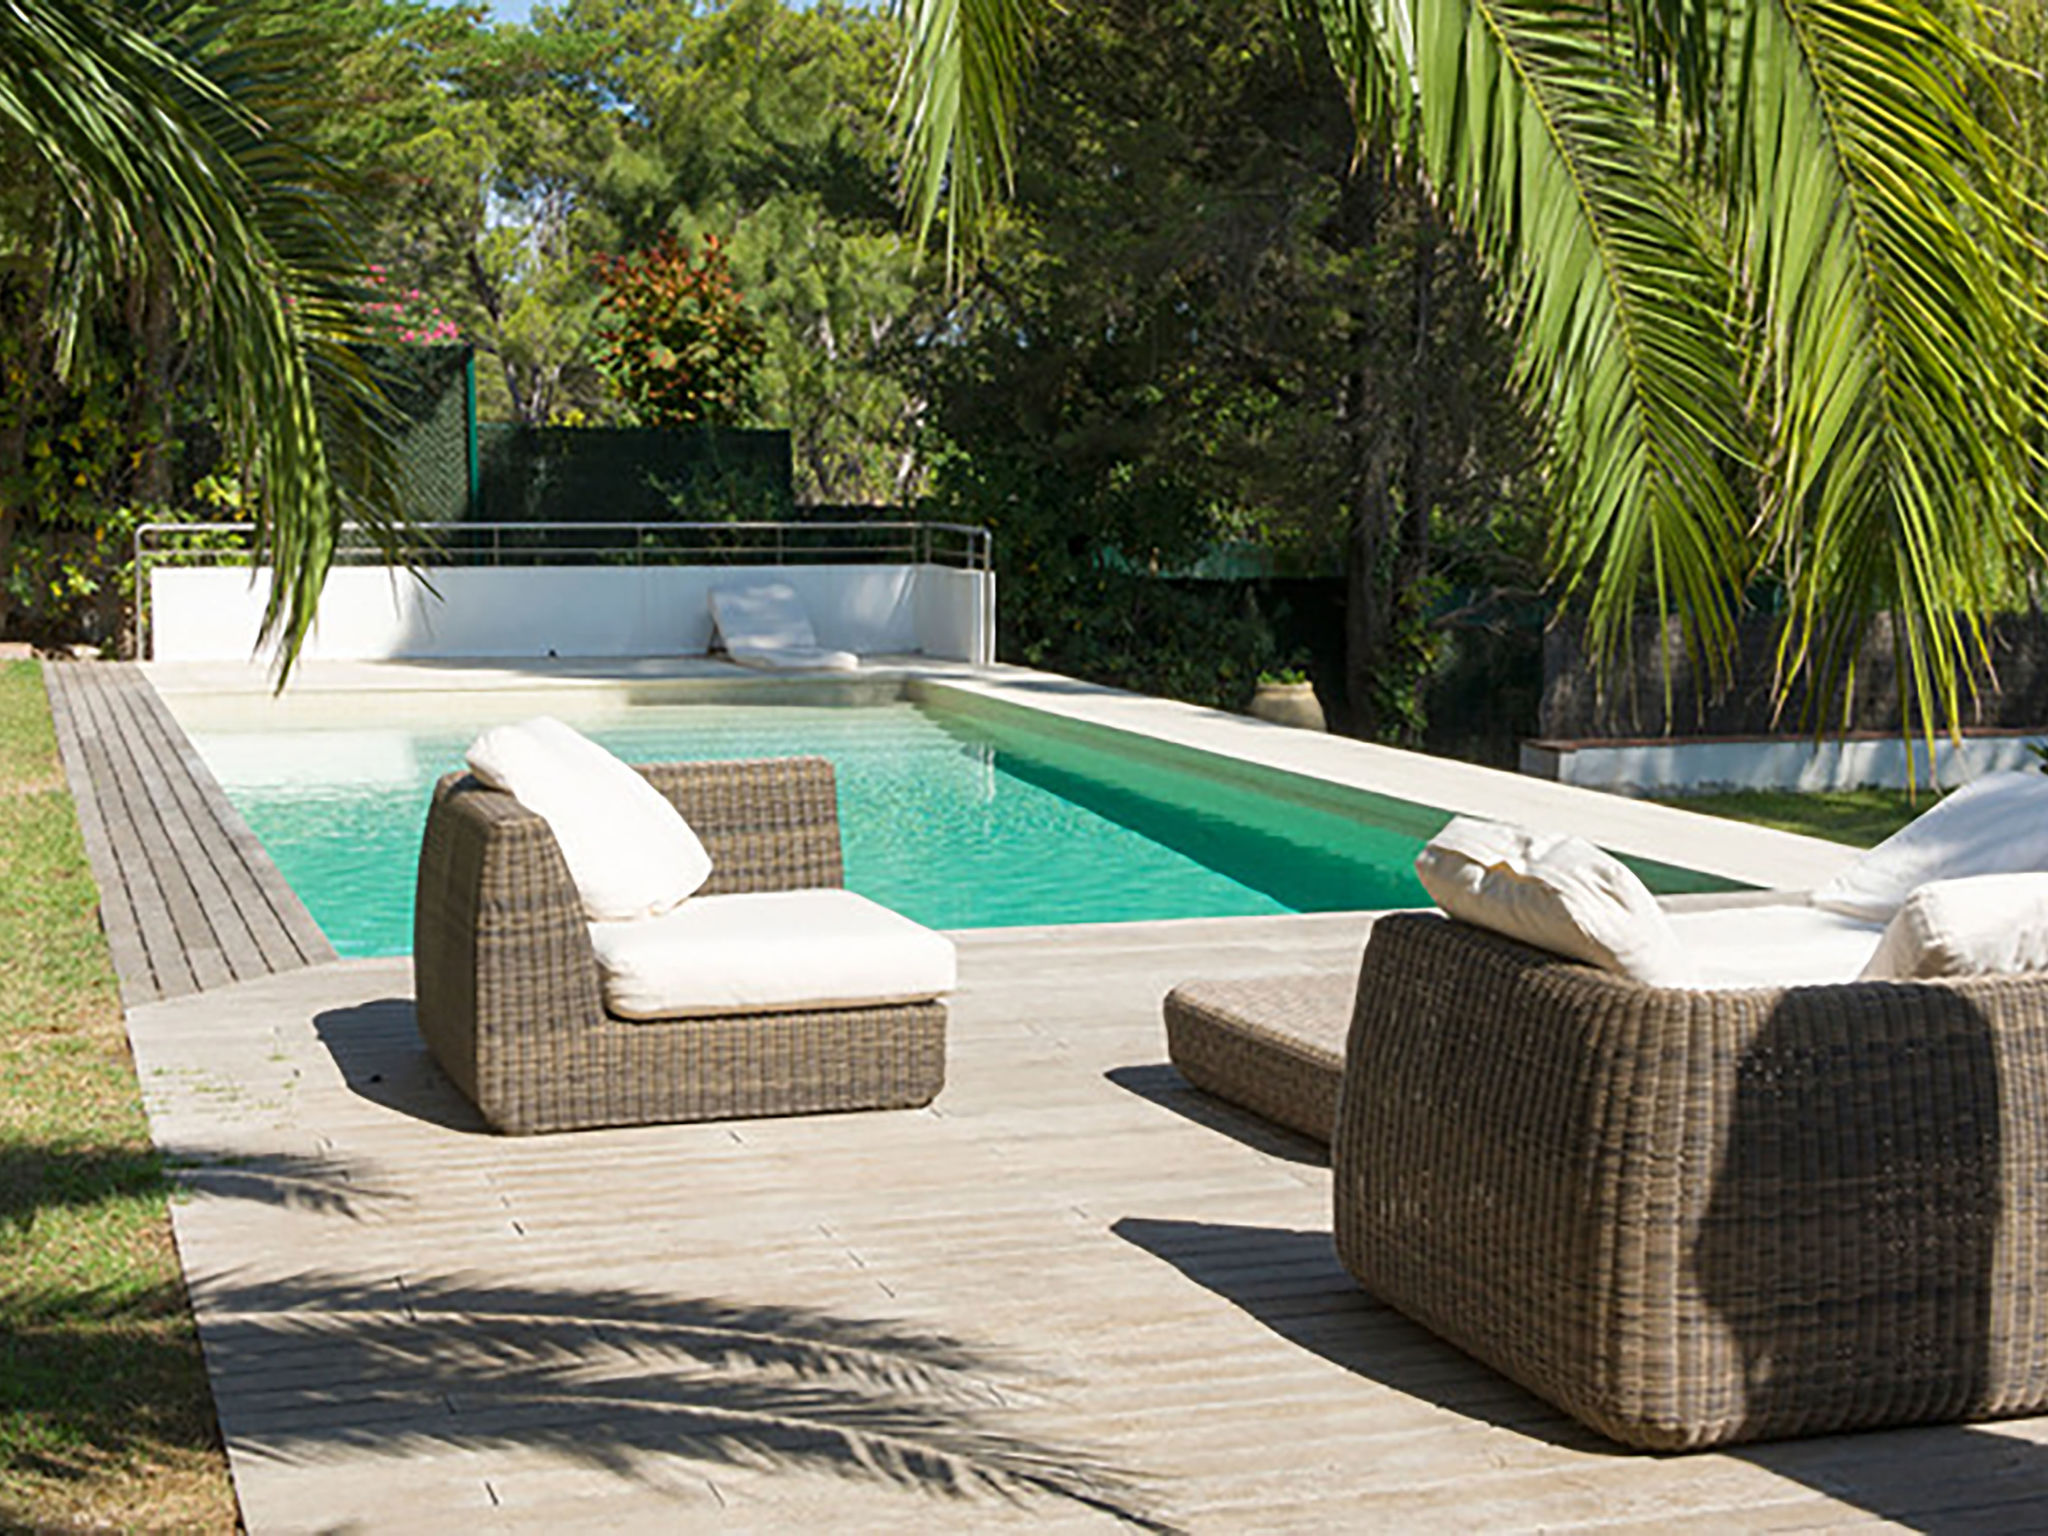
[133,518,994,658]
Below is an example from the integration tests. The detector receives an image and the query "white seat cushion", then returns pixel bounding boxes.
[1414,817,1697,986]
[1861,873,2048,980]
[725,642,859,673]
[1666,904,1886,988]
[589,889,957,1020]
[1813,771,2048,922]
[466,716,713,923]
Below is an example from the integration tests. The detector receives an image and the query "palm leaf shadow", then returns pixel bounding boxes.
[193,1270,1175,1529]
[1,1143,400,1235]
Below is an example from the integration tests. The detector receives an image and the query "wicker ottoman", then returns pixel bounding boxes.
[1162,971,1356,1143]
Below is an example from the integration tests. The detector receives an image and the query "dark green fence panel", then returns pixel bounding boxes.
[360,344,474,525]
[475,425,793,524]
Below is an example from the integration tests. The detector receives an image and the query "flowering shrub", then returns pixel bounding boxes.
[592,234,765,427]
[360,266,460,345]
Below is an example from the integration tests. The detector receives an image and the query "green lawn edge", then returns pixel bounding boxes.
[1650,786,1927,848]
[0,662,237,1532]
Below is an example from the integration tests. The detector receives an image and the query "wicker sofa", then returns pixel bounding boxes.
[413,755,947,1135]
[1332,910,2048,1450]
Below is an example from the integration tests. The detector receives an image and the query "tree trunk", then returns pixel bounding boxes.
[1337,176,1448,747]
[1388,219,1440,740]
[126,272,178,507]
[1335,153,1399,741]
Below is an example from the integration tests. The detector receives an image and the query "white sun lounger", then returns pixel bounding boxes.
[708,582,859,672]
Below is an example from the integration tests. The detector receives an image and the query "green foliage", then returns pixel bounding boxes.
[932,443,1280,709]
[579,0,940,500]
[305,2,623,425]
[594,234,766,427]
[915,0,1537,728]
[895,0,2048,742]
[0,0,412,674]
[0,664,232,1527]
[297,0,937,499]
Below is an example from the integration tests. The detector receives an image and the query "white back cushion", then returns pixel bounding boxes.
[1415,817,1698,986]
[1860,872,2048,980]
[466,716,714,922]
[1813,771,2048,922]
[710,582,818,653]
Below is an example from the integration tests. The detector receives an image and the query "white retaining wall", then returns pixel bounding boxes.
[151,563,996,665]
[1521,733,2043,793]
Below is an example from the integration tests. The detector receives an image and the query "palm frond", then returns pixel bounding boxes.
[892,0,1051,273]
[1364,0,1758,681]
[1291,0,1416,148]
[0,0,405,679]
[1723,0,2044,737]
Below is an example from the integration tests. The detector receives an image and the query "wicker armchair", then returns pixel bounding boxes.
[413,756,946,1135]
[1333,910,2048,1450]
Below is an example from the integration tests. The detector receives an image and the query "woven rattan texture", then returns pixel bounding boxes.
[1163,973,1356,1144]
[413,756,944,1134]
[1332,911,2048,1451]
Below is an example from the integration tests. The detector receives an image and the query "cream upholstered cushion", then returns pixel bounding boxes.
[710,583,859,670]
[466,716,714,923]
[588,889,957,1020]
[1666,904,1886,988]
[725,642,859,672]
[1859,873,2048,980]
[1414,817,1697,986]
[1813,771,2048,923]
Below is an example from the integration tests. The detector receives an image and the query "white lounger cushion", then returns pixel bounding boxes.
[710,582,859,671]
[1813,771,2048,922]
[1860,873,2048,980]
[1415,817,1697,986]
[466,716,713,923]
[725,642,859,673]
[590,889,957,1020]
[1666,904,1886,988]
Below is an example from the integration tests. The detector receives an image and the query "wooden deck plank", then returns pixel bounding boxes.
[78,665,234,992]
[42,663,157,1005]
[65,667,195,1000]
[121,925,2048,1535]
[109,672,281,980]
[95,667,267,986]
[127,677,335,969]
[43,661,336,1005]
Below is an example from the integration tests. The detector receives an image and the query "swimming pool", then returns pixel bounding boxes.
[185,694,1734,956]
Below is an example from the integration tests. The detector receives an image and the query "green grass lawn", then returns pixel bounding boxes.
[1651,786,1925,848]
[0,662,236,1531]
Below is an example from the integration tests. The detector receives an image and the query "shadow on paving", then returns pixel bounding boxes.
[1102,1065,1327,1168]
[312,998,492,1134]
[1110,1217,1608,1450]
[1114,1216,2048,1530]
[193,1270,1175,1529]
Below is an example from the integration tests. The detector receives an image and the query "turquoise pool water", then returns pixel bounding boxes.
[188,699,1731,957]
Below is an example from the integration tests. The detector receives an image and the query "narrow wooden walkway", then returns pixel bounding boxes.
[44,661,335,1007]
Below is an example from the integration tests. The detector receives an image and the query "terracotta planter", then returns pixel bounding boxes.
[1247,680,1326,732]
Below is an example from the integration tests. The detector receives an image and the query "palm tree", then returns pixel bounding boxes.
[893,0,2045,735]
[0,0,403,673]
